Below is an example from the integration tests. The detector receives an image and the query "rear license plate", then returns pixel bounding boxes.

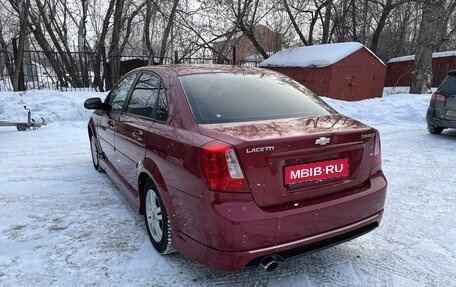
[446,110,456,117]
[284,158,349,185]
[445,96,456,109]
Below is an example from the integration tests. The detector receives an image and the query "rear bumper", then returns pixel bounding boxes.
[171,172,387,271]
[174,212,382,271]
[427,107,456,128]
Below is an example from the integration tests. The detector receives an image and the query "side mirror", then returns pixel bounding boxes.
[84,97,103,110]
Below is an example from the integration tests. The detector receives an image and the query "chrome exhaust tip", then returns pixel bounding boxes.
[260,256,280,272]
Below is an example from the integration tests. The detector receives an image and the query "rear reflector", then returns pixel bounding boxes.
[372,132,382,169]
[199,141,249,192]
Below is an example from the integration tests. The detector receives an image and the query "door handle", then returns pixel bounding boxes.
[132,130,144,142]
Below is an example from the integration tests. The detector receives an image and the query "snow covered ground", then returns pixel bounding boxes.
[0,89,455,287]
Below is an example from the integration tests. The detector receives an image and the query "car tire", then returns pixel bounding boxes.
[427,124,443,134]
[144,178,175,254]
[90,134,104,172]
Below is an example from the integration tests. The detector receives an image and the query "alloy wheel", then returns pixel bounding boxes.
[145,189,163,242]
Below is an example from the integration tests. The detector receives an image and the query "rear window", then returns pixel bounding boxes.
[439,75,456,94]
[179,73,334,124]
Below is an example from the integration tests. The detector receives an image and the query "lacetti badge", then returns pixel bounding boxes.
[246,146,275,153]
[315,137,330,146]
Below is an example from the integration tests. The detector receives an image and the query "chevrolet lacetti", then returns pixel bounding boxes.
[84,65,387,271]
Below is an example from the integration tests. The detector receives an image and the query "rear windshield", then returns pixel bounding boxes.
[439,75,456,94]
[179,73,334,124]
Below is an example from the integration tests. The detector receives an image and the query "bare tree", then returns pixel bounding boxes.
[435,0,456,51]
[173,6,242,62]
[320,0,333,43]
[369,0,413,55]
[106,0,125,88]
[187,0,276,63]
[282,0,310,45]
[91,0,116,91]
[160,0,179,60]
[3,0,456,93]
[7,0,29,91]
[8,0,101,88]
[410,0,451,93]
[378,2,419,59]
[234,0,272,59]
[79,0,89,86]
[0,15,15,87]
[332,1,352,42]
[143,0,157,58]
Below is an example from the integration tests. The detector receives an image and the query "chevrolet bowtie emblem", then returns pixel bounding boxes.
[315,137,330,146]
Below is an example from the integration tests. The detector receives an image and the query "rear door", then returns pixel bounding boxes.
[115,72,167,193]
[97,73,138,171]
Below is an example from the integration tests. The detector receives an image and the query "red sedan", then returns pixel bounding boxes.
[84,65,387,271]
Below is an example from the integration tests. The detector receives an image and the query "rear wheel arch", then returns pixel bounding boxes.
[137,171,176,227]
[139,158,168,202]
[138,170,180,237]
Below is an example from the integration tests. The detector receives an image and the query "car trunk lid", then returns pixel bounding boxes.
[198,115,378,208]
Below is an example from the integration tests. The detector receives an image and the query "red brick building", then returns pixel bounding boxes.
[213,25,282,63]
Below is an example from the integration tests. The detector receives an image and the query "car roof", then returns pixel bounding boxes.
[136,64,278,76]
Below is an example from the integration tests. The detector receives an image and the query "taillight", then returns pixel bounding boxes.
[431,93,446,102]
[372,132,382,172]
[199,141,249,192]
